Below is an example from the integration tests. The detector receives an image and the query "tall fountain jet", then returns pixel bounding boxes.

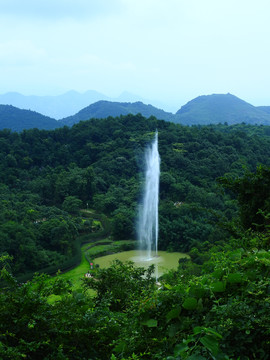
[138,131,160,260]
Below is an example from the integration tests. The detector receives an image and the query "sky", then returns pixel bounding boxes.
[0,0,270,111]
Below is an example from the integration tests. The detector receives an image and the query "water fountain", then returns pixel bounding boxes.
[138,131,160,260]
[92,132,189,278]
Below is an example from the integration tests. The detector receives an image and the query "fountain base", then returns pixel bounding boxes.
[93,250,189,278]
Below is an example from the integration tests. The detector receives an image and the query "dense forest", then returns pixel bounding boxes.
[1,114,270,359]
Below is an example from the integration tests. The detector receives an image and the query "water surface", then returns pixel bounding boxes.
[94,250,189,277]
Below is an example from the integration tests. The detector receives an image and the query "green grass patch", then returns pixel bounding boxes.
[49,239,134,291]
[90,238,114,244]
[52,242,93,291]
[113,240,135,246]
[86,244,115,257]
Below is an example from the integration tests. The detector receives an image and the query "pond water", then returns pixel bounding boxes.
[93,250,189,278]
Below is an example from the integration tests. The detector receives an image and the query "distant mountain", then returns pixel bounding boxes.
[1,93,270,132]
[0,90,153,120]
[116,91,147,103]
[61,94,270,127]
[59,100,174,126]
[257,106,270,115]
[0,90,112,119]
[0,105,60,131]
[175,93,270,125]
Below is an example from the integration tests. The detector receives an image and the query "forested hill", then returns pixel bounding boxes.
[2,93,270,132]
[175,93,270,125]
[59,100,174,125]
[1,114,270,359]
[59,94,270,126]
[0,105,61,131]
[1,113,270,277]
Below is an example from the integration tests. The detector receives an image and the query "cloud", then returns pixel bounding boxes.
[0,0,124,20]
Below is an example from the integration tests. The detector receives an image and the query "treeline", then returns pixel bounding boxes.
[1,115,270,275]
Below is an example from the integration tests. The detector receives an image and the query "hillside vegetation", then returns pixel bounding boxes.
[175,93,270,125]
[1,114,270,277]
[60,100,174,126]
[2,93,270,132]
[0,105,61,131]
[57,94,270,126]
[0,115,270,359]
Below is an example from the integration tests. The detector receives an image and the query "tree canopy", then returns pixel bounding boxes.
[0,115,270,358]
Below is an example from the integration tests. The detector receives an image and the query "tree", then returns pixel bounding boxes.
[84,260,155,311]
[111,208,134,240]
[219,165,270,230]
[62,196,83,215]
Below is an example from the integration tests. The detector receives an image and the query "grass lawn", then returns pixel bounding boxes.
[53,239,134,291]
[57,242,95,291]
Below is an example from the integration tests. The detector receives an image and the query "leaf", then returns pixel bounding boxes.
[212,269,224,280]
[200,334,219,356]
[166,306,181,322]
[227,273,242,284]
[142,318,157,327]
[193,326,203,335]
[186,355,207,360]
[197,298,204,311]
[211,281,226,293]
[193,326,222,339]
[229,249,243,261]
[174,342,189,356]
[189,285,207,298]
[168,323,180,337]
[205,328,222,339]
[182,297,197,310]
[164,283,172,290]
[113,341,126,353]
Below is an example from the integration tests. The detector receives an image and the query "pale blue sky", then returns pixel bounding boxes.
[0,0,270,110]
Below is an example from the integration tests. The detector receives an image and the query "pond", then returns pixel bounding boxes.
[93,250,189,278]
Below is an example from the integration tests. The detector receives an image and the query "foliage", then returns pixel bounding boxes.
[62,195,83,215]
[1,115,270,275]
[0,105,61,131]
[0,114,270,358]
[218,165,270,231]
[83,259,156,311]
[1,225,270,359]
[175,93,270,125]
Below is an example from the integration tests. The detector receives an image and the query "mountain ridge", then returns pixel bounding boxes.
[0,90,111,119]
[1,93,270,132]
[60,93,270,126]
[0,90,154,119]
[175,93,270,125]
[59,100,174,126]
[0,105,61,131]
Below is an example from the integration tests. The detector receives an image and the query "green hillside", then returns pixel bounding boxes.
[2,94,270,132]
[60,100,174,125]
[0,105,61,131]
[1,115,270,359]
[1,114,270,277]
[175,93,270,125]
